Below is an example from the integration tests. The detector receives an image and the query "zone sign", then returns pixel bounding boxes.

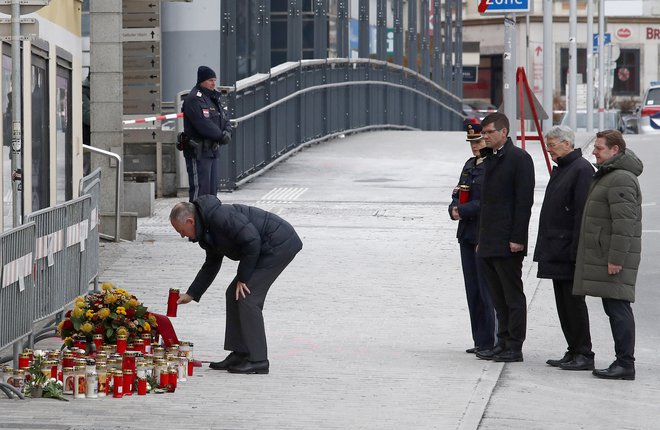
[479,0,531,14]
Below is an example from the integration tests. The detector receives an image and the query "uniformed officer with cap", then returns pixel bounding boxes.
[181,66,232,202]
[448,122,496,355]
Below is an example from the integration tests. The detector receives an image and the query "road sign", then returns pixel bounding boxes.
[122,27,160,42]
[123,128,175,144]
[123,13,160,29]
[124,99,161,115]
[124,41,160,57]
[123,55,160,70]
[123,0,160,14]
[462,66,478,83]
[123,85,160,101]
[480,0,531,14]
[0,17,38,40]
[0,0,49,15]
[593,33,611,53]
[124,71,160,85]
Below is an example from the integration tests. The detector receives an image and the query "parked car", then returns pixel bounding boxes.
[635,81,660,134]
[464,99,498,121]
[559,110,625,133]
[462,103,480,125]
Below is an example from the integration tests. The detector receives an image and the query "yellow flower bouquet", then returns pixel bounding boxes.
[57,282,157,347]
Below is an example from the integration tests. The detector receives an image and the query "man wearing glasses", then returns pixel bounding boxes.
[475,112,535,363]
[533,126,595,371]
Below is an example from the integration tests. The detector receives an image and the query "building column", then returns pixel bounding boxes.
[89,0,123,214]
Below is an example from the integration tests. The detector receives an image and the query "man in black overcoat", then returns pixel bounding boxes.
[533,126,595,371]
[475,112,535,363]
[170,195,303,374]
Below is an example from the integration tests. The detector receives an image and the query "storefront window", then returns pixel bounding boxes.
[613,49,639,96]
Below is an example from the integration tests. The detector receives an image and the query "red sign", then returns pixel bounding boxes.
[648,28,660,40]
[618,67,630,82]
[616,28,631,39]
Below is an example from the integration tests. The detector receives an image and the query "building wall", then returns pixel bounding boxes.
[161,0,221,103]
[0,0,82,230]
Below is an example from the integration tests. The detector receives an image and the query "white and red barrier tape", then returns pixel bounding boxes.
[122,112,183,125]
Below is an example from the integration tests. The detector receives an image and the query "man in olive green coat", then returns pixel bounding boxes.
[574,130,643,381]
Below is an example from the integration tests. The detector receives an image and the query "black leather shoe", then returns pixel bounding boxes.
[559,354,595,371]
[476,345,504,360]
[546,352,573,367]
[228,359,270,374]
[592,363,635,380]
[466,347,479,354]
[493,350,523,363]
[209,352,247,370]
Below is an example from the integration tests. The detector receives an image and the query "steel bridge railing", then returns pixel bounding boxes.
[177,58,463,191]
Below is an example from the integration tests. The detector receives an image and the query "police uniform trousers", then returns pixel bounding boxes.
[185,156,219,202]
[552,279,593,357]
[602,298,635,368]
[224,252,298,362]
[480,254,526,352]
[459,242,495,349]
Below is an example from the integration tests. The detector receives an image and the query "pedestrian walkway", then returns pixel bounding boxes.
[1,130,659,430]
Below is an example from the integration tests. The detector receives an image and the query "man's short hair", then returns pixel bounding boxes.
[596,129,626,152]
[481,112,510,136]
[545,125,575,148]
[170,202,196,223]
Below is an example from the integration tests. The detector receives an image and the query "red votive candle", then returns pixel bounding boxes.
[187,359,194,377]
[159,369,169,389]
[142,333,152,354]
[18,353,30,369]
[137,377,147,395]
[93,334,103,352]
[167,288,180,317]
[168,368,177,392]
[123,369,133,396]
[113,371,124,398]
[116,334,128,355]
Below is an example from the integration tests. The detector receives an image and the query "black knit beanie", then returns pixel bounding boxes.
[197,66,217,85]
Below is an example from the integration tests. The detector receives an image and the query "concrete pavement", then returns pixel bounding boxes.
[1,130,659,430]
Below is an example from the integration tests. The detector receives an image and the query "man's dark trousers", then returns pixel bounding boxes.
[481,254,526,351]
[602,298,635,368]
[460,242,495,349]
[552,279,593,357]
[185,156,219,202]
[224,253,298,362]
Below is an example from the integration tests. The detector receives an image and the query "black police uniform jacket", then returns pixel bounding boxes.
[182,85,232,159]
[533,149,594,280]
[185,195,303,302]
[477,137,535,258]
[448,156,485,245]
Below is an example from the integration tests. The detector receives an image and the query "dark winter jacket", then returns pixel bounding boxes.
[573,149,643,302]
[449,156,485,245]
[182,85,232,159]
[533,149,594,280]
[185,195,303,301]
[477,138,535,258]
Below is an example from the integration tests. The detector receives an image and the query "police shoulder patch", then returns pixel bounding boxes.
[196,91,202,97]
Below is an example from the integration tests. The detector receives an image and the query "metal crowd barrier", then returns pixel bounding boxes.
[0,222,35,399]
[0,173,101,375]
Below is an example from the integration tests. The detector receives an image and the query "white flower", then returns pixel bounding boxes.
[34,350,46,357]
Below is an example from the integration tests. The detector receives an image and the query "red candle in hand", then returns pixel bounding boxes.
[458,185,470,204]
[167,288,180,317]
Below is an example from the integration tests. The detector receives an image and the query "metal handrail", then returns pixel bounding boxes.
[82,145,122,242]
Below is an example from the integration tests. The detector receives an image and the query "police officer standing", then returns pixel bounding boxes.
[449,123,496,354]
[181,66,232,202]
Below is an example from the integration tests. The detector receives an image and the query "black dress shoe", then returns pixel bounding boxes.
[493,350,523,363]
[476,345,504,360]
[228,359,269,374]
[209,352,247,370]
[559,354,594,371]
[546,351,573,367]
[466,347,479,354]
[592,363,635,380]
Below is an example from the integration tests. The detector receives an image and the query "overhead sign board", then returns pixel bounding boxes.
[0,17,38,41]
[122,27,160,42]
[480,0,531,14]
[0,0,49,15]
